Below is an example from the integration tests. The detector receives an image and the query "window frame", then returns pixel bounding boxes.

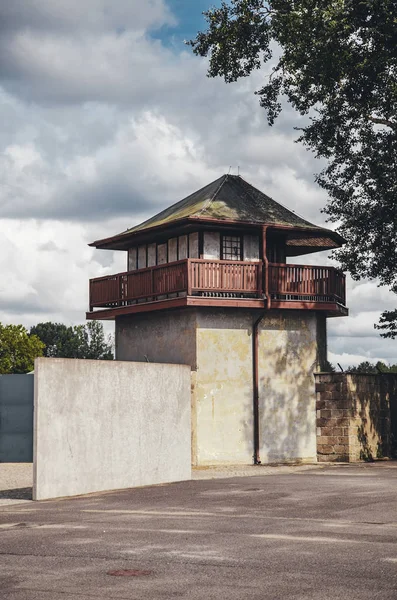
[221,234,243,261]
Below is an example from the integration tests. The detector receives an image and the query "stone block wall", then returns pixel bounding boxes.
[315,373,397,462]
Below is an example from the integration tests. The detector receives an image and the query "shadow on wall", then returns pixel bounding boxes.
[348,374,397,461]
[241,312,319,464]
[315,373,397,463]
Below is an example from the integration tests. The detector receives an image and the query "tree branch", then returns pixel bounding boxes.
[368,116,397,130]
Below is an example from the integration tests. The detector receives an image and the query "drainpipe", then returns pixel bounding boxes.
[262,225,271,310]
[252,312,266,465]
[252,226,270,465]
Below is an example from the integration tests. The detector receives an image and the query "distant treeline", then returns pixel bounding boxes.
[0,321,113,374]
[326,360,397,374]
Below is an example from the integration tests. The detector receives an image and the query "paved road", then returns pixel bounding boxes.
[0,463,397,599]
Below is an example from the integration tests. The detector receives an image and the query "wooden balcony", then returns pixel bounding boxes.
[268,263,346,305]
[87,259,347,320]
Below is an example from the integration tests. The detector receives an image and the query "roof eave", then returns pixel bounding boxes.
[89,217,194,250]
[89,215,346,250]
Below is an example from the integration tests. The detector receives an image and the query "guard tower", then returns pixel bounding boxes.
[87,175,348,465]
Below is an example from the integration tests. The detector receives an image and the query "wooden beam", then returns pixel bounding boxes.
[86,297,189,321]
[270,300,349,317]
[186,297,265,309]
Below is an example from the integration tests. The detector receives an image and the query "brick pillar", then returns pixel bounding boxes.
[315,373,349,462]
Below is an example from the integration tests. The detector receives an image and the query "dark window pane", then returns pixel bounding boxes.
[222,235,241,260]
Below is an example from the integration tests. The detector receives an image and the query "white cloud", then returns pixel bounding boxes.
[0,0,395,366]
[0,31,194,105]
[329,352,388,370]
[0,0,174,33]
[0,219,125,327]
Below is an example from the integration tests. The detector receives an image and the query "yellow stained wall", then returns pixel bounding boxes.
[195,310,321,465]
[257,312,318,464]
[196,311,254,464]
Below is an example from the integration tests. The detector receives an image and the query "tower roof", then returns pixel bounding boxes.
[90,174,344,251]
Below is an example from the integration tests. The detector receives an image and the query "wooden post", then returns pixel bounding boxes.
[262,226,270,308]
[118,275,123,307]
[255,263,260,297]
[187,259,192,296]
[89,280,93,312]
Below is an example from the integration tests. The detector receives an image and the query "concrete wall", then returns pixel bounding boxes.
[257,312,320,464]
[315,373,397,462]
[195,310,321,465]
[116,309,197,369]
[116,311,197,463]
[195,311,254,464]
[33,358,191,500]
[117,308,324,466]
[0,375,33,462]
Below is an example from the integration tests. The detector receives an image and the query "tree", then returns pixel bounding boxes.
[0,323,44,374]
[347,360,397,373]
[323,360,336,373]
[72,321,114,360]
[30,321,113,360]
[189,0,397,335]
[30,322,80,358]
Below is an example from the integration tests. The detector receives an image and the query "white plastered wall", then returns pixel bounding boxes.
[203,232,220,259]
[33,358,191,500]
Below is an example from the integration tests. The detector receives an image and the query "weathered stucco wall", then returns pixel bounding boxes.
[195,309,323,465]
[116,307,325,466]
[116,309,197,368]
[257,312,320,464]
[168,237,178,262]
[195,311,254,464]
[203,232,221,259]
[116,310,198,463]
[243,235,260,261]
[315,373,396,462]
[33,358,191,500]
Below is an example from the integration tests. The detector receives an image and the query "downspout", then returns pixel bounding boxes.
[262,225,271,311]
[252,226,270,465]
[253,312,265,465]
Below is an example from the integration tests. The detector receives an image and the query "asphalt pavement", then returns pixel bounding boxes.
[0,462,397,599]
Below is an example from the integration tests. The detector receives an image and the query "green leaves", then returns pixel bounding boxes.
[0,323,44,374]
[30,321,114,360]
[0,321,113,374]
[190,0,397,336]
[375,310,397,339]
[347,360,397,373]
[188,0,272,82]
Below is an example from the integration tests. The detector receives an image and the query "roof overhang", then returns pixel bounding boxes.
[89,217,345,252]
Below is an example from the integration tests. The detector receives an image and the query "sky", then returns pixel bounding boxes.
[0,0,395,368]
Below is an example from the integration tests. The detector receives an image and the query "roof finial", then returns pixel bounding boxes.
[238,165,240,177]
[228,166,232,175]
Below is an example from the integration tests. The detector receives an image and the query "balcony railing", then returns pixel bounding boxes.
[268,263,346,305]
[89,259,346,311]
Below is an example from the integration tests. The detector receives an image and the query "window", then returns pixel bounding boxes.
[222,235,242,261]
